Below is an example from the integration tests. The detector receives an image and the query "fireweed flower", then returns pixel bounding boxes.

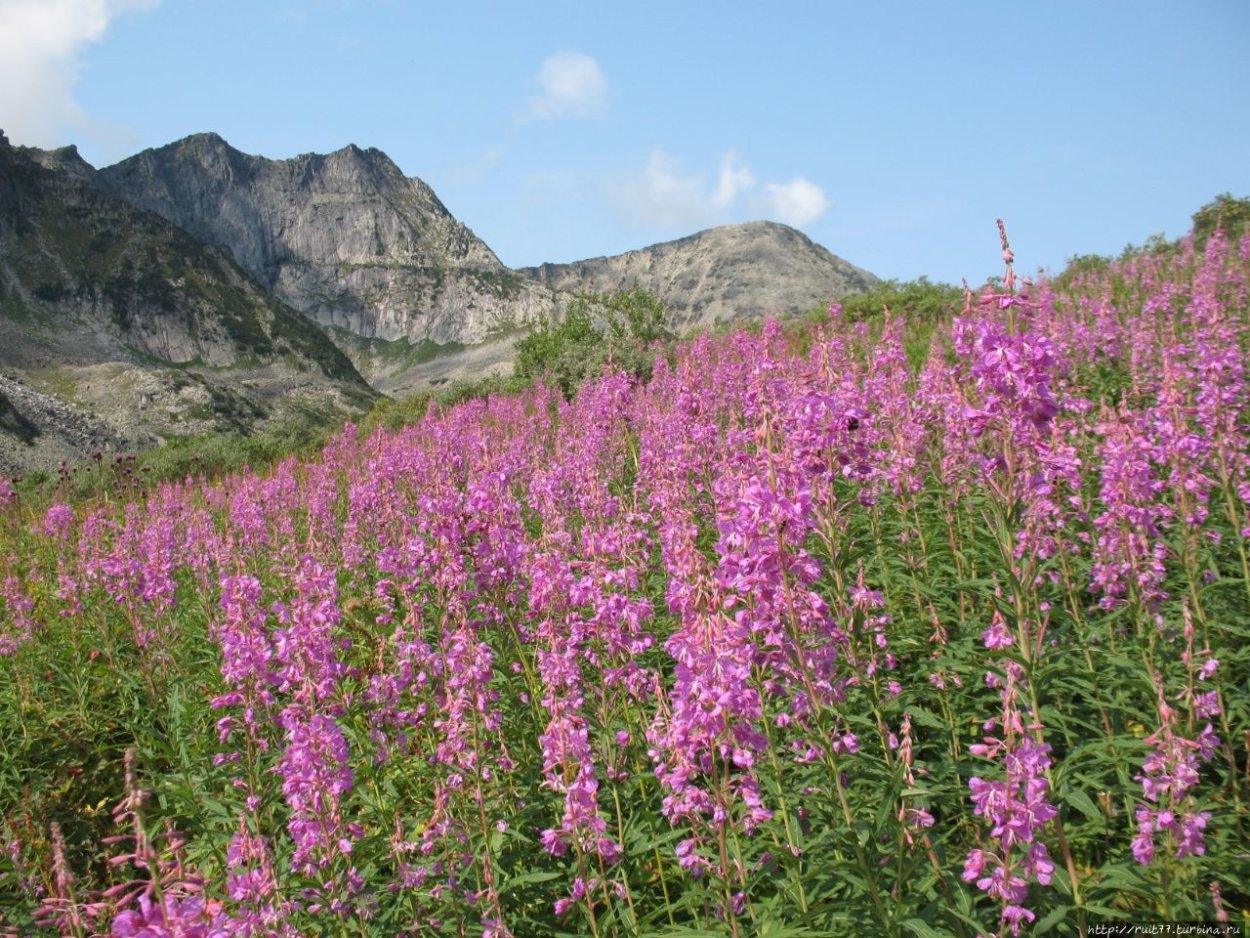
[0,571,36,654]
[271,555,348,708]
[211,574,279,753]
[1090,408,1172,613]
[363,615,438,765]
[980,610,1014,650]
[277,707,362,896]
[93,751,226,937]
[839,566,898,700]
[226,824,279,904]
[86,502,182,651]
[109,893,221,938]
[180,506,224,596]
[894,715,935,844]
[1132,667,1220,865]
[533,611,616,861]
[947,297,1092,606]
[384,477,517,934]
[219,817,300,936]
[724,382,852,693]
[41,503,75,540]
[964,662,1057,936]
[34,822,89,935]
[955,317,1060,434]
[527,532,645,866]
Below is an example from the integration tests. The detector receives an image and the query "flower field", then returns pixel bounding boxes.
[1,228,1247,937]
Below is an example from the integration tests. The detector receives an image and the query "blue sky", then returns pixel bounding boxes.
[2,0,1248,285]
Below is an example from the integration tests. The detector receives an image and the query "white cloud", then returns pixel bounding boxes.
[760,177,832,227]
[527,51,606,120]
[447,146,504,186]
[614,150,720,229]
[0,0,159,148]
[613,149,831,231]
[713,151,754,209]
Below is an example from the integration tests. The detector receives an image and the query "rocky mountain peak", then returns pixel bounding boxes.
[99,134,548,347]
[23,143,97,183]
[146,131,243,177]
[180,131,229,148]
[0,138,374,472]
[521,220,879,331]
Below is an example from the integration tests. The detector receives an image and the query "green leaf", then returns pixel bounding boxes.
[902,917,957,938]
[1093,864,1152,895]
[504,870,563,888]
[1033,904,1072,935]
[906,705,948,731]
[1063,788,1104,822]
[1081,903,1134,917]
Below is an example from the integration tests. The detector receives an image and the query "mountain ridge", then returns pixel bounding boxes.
[0,129,881,470]
[0,131,375,473]
[98,133,879,344]
[519,220,879,330]
[98,134,556,350]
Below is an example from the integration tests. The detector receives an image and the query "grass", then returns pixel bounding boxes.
[0,230,1247,936]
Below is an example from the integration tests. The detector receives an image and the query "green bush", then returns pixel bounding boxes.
[830,276,963,325]
[1192,193,1250,250]
[514,285,673,397]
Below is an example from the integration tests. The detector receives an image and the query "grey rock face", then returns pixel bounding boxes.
[520,221,879,333]
[99,134,555,345]
[97,135,881,378]
[0,132,374,472]
[1,127,886,465]
[26,144,97,184]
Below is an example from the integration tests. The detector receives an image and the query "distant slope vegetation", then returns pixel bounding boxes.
[519,221,880,333]
[0,132,374,473]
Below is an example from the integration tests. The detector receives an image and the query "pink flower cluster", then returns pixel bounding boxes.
[963,663,1057,936]
[1132,655,1221,866]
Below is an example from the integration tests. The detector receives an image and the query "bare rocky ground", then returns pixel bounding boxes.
[0,359,371,477]
[0,310,370,477]
[373,336,519,396]
[0,372,142,476]
[0,336,519,476]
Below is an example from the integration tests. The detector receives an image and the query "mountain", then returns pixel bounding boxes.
[0,132,374,474]
[98,134,556,351]
[97,134,880,390]
[519,221,879,332]
[1,130,883,466]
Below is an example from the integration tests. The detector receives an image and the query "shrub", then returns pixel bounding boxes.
[514,285,673,397]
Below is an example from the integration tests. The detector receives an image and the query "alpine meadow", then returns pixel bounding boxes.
[0,204,1247,937]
